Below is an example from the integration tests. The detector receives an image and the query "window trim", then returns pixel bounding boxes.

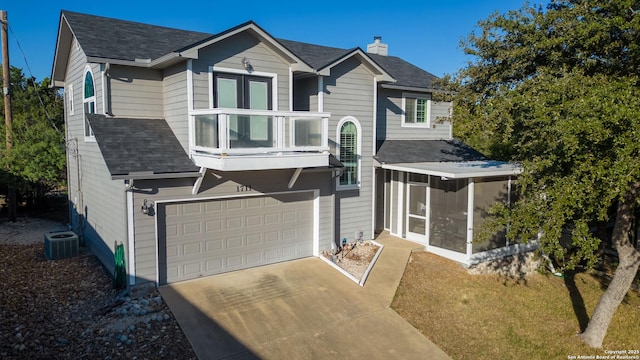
[401,92,431,128]
[83,65,96,141]
[336,116,362,190]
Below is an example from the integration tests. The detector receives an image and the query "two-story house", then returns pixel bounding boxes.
[51,11,528,287]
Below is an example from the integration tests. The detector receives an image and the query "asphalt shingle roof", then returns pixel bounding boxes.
[62,11,439,90]
[62,10,212,62]
[87,114,200,177]
[374,140,488,164]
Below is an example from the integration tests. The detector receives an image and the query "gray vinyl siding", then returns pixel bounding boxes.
[163,63,189,152]
[293,76,318,112]
[63,41,127,274]
[191,32,291,111]
[130,170,333,284]
[323,57,375,243]
[376,88,452,142]
[108,65,163,119]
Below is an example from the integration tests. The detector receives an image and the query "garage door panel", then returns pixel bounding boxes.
[226,217,243,229]
[205,220,223,232]
[264,213,279,225]
[162,192,314,283]
[182,222,201,235]
[183,262,202,277]
[226,236,244,249]
[205,201,222,212]
[182,203,201,215]
[226,199,243,210]
[226,254,244,267]
[206,258,224,272]
[246,234,262,246]
[246,251,262,264]
[183,242,202,255]
[206,239,223,251]
[246,215,262,227]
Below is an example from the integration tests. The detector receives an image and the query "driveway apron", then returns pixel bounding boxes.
[160,233,451,359]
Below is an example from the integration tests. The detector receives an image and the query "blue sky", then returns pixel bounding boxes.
[3,1,532,82]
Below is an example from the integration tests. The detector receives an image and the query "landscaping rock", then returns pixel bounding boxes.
[0,218,196,359]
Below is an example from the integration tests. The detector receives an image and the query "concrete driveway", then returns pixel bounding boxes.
[160,234,450,359]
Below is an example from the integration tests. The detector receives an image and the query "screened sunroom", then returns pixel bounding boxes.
[374,140,536,265]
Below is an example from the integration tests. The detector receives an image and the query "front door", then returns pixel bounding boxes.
[406,174,428,244]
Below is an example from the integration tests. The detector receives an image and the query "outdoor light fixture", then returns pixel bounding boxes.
[241,57,253,72]
[141,199,154,215]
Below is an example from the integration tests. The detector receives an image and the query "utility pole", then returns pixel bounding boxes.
[1,10,17,221]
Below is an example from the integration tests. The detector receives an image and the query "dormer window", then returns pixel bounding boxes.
[83,67,96,138]
[402,93,431,127]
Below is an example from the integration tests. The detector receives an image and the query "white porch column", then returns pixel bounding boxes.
[466,178,475,260]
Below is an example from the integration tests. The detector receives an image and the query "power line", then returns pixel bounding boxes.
[6,21,59,131]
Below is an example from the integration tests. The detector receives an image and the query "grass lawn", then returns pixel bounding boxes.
[391,251,640,360]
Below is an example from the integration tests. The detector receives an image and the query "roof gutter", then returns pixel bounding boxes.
[380,84,445,93]
[112,171,203,181]
[86,51,195,70]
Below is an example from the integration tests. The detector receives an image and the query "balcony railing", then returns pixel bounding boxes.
[189,108,331,171]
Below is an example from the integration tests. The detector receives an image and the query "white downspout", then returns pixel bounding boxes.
[125,180,136,286]
[371,76,378,239]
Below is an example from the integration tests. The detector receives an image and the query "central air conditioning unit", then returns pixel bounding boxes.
[44,231,79,260]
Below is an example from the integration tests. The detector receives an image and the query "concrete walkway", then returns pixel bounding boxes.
[160,233,450,360]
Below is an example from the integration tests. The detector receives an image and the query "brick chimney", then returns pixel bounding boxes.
[367,36,388,56]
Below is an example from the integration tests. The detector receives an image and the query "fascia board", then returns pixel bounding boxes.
[51,15,73,86]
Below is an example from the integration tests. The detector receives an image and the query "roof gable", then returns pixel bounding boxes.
[177,21,314,73]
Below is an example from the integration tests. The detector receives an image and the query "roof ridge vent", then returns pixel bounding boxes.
[367,36,388,56]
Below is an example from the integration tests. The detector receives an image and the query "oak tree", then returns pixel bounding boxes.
[448,0,640,348]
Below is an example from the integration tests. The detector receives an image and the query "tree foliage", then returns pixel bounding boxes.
[447,0,640,348]
[1,66,66,203]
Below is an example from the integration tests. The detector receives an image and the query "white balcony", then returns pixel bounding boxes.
[189,108,331,171]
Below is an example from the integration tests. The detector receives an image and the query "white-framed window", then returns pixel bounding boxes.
[336,116,362,190]
[67,83,74,116]
[402,92,431,127]
[83,66,96,139]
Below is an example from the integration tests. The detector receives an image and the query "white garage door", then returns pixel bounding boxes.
[160,192,314,284]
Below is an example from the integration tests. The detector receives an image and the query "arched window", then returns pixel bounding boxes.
[337,117,361,189]
[83,67,96,137]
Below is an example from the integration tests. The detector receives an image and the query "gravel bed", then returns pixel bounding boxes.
[323,242,380,280]
[0,218,196,359]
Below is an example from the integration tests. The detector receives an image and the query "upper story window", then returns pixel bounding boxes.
[402,93,431,127]
[337,117,361,189]
[83,67,96,138]
[67,84,74,116]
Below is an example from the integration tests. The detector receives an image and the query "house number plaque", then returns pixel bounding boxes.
[236,185,252,192]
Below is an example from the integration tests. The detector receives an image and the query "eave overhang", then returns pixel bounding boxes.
[380,161,522,179]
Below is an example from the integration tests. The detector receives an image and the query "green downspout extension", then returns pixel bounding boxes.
[114,241,127,289]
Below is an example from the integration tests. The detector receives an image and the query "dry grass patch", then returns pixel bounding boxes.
[391,252,640,360]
